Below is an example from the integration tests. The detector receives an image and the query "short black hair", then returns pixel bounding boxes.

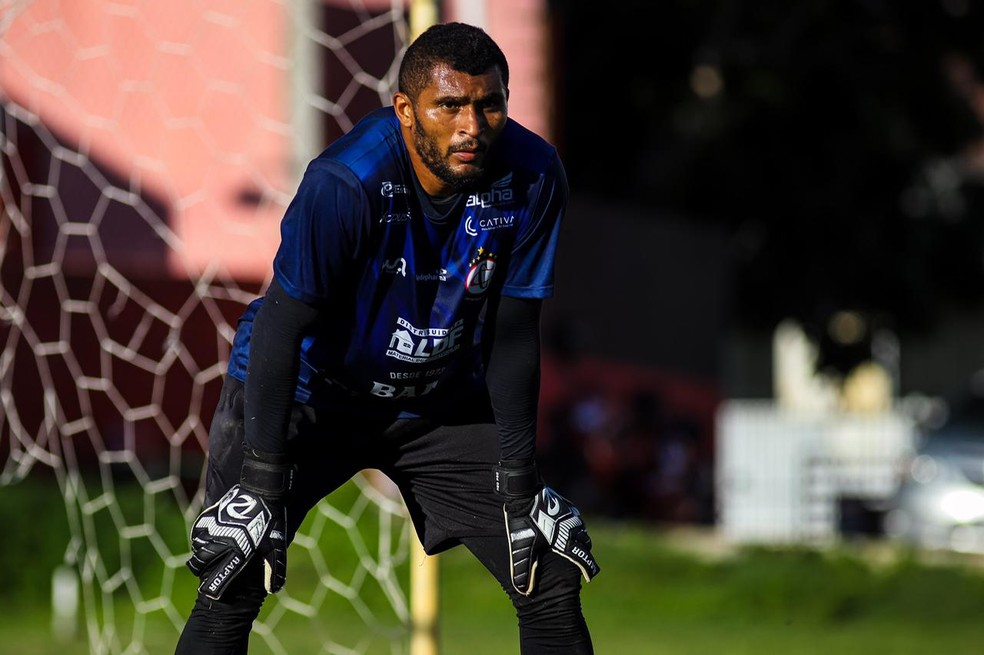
[398,22,509,99]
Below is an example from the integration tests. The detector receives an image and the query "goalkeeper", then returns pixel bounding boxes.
[174,21,598,655]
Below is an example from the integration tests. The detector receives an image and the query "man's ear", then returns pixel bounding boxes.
[393,92,414,128]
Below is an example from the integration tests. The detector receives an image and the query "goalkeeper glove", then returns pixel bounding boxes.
[495,460,600,597]
[187,446,293,599]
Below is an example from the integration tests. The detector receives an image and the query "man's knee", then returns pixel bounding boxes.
[509,553,593,654]
[176,570,268,654]
[511,551,585,618]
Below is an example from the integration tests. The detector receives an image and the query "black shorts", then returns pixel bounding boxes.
[180,376,593,655]
[205,375,503,554]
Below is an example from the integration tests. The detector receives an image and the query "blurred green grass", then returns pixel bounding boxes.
[440,522,984,654]
[5,477,984,654]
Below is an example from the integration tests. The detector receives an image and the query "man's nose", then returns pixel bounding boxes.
[458,105,484,136]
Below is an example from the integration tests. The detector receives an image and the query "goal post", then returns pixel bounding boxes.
[405,5,441,655]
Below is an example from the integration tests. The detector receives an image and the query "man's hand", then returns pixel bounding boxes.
[187,484,285,599]
[495,461,600,596]
[187,447,292,599]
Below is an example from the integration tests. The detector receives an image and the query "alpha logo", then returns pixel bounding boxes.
[369,379,441,399]
[466,185,513,208]
[386,317,464,363]
[465,214,515,237]
[546,494,561,516]
[382,258,407,276]
[465,247,496,295]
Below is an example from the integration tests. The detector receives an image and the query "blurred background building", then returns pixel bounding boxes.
[5,0,984,539]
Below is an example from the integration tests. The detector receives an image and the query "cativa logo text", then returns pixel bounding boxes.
[466,187,513,208]
[465,214,515,236]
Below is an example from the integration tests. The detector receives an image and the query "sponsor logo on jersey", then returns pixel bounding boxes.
[383,211,411,223]
[380,181,411,223]
[465,247,496,296]
[369,379,441,399]
[464,214,515,236]
[382,258,407,276]
[380,181,409,197]
[386,317,464,363]
[416,268,448,282]
[465,186,514,208]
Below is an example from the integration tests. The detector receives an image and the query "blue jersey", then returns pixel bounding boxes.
[228,107,567,415]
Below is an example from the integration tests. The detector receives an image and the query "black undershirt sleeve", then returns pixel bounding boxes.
[243,278,321,455]
[485,296,543,464]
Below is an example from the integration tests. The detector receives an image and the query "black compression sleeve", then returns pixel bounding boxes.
[243,278,320,454]
[485,296,542,463]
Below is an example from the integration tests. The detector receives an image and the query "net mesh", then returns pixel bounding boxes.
[0,2,415,653]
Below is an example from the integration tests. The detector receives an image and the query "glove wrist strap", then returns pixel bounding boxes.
[241,445,293,501]
[493,460,542,499]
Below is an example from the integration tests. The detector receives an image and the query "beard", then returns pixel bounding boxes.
[412,110,485,193]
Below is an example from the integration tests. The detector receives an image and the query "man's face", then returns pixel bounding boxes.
[396,63,508,196]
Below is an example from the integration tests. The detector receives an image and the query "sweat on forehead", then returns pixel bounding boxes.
[398,22,510,99]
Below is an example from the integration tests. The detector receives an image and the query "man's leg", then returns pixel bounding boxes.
[175,377,267,655]
[382,419,594,655]
[462,533,594,655]
[175,378,369,655]
[174,568,268,655]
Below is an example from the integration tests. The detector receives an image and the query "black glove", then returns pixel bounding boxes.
[187,446,293,599]
[495,460,600,596]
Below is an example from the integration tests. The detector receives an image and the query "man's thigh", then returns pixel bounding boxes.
[204,376,372,539]
[381,419,502,554]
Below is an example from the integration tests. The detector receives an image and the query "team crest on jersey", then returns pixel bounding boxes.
[465,247,496,296]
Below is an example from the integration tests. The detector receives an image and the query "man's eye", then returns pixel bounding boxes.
[480,99,505,113]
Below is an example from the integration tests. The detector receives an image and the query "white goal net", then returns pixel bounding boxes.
[0,2,418,653]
